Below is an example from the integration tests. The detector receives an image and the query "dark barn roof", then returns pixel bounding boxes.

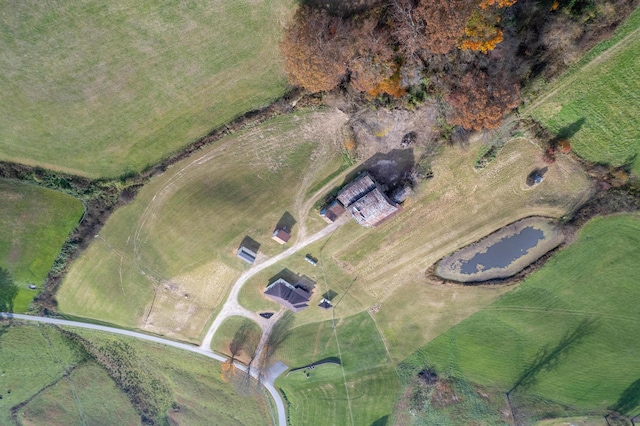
[264,278,311,312]
[337,173,377,207]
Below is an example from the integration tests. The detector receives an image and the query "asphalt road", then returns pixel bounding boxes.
[0,312,287,426]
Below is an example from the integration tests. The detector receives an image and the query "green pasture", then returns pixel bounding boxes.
[69,328,272,425]
[0,179,83,312]
[58,112,348,339]
[0,0,292,177]
[17,363,140,426]
[0,322,271,425]
[406,214,640,418]
[211,316,262,361]
[529,6,640,175]
[275,311,400,425]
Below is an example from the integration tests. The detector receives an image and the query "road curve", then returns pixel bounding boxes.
[0,312,287,426]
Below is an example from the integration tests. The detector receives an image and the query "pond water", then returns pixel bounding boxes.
[459,227,545,274]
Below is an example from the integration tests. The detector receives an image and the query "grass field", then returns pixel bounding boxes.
[210,316,262,364]
[528,6,640,175]
[0,0,293,178]
[58,111,349,341]
[274,311,400,425]
[0,179,83,312]
[237,131,594,363]
[403,214,640,419]
[0,321,271,425]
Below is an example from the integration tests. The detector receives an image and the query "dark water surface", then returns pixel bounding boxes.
[460,227,545,274]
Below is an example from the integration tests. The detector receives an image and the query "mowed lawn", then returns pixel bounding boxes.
[529,6,640,175]
[0,179,83,312]
[274,311,400,425]
[413,214,640,413]
[58,111,349,341]
[0,0,292,177]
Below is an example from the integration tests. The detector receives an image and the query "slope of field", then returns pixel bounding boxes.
[408,214,640,416]
[274,312,400,425]
[529,6,640,175]
[235,131,594,364]
[58,111,349,341]
[0,322,270,425]
[17,364,140,426]
[0,0,292,178]
[0,179,83,312]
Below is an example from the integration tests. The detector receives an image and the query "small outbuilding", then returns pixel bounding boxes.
[272,228,291,244]
[318,299,332,310]
[237,245,257,264]
[320,200,346,224]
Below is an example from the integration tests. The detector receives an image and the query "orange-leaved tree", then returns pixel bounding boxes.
[447,69,520,130]
[411,0,477,54]
[280,6,353,93]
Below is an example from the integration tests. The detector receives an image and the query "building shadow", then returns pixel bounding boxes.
[275,211,296,232]
[268,269,315,291]
[322,290,338,301]
[239,236,260,254]
[526,166,549,186]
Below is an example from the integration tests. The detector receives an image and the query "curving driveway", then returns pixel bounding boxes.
[0,313,287,426]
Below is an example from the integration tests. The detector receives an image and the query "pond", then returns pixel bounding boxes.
[436,217,564,283]
[459,227,545,274]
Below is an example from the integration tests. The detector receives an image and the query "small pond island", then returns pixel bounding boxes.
[436,217,564,283]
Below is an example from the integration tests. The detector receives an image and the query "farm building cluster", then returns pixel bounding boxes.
[321,172,401,227]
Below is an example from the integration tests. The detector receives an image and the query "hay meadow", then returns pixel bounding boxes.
[0,0,293,178]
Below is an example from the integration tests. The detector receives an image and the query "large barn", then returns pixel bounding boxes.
[336,172,400,227]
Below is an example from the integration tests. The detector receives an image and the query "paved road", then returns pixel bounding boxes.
[200,216,348,352]
[0,312,287,426]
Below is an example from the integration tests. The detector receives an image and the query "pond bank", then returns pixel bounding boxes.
[435,217,565,283]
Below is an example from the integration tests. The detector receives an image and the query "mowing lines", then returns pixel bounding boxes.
[415,214,640,412]
[528,7,640,175]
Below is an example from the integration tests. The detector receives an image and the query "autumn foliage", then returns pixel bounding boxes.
[447,69,520,130]
[280,0,522,129]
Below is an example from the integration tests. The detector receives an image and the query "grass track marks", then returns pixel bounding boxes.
[413,214,640,413]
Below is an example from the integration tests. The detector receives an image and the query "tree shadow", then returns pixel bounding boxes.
[371,415,389,426]
[239,236,260,254]
[275,212,296,233]
[0,268,19,313]
[612,378,640,415]
[556,118,586,140]
[509,318,599,394]
[263,311,295,364]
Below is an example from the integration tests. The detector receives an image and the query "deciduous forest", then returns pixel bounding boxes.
[281,0,637,130]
